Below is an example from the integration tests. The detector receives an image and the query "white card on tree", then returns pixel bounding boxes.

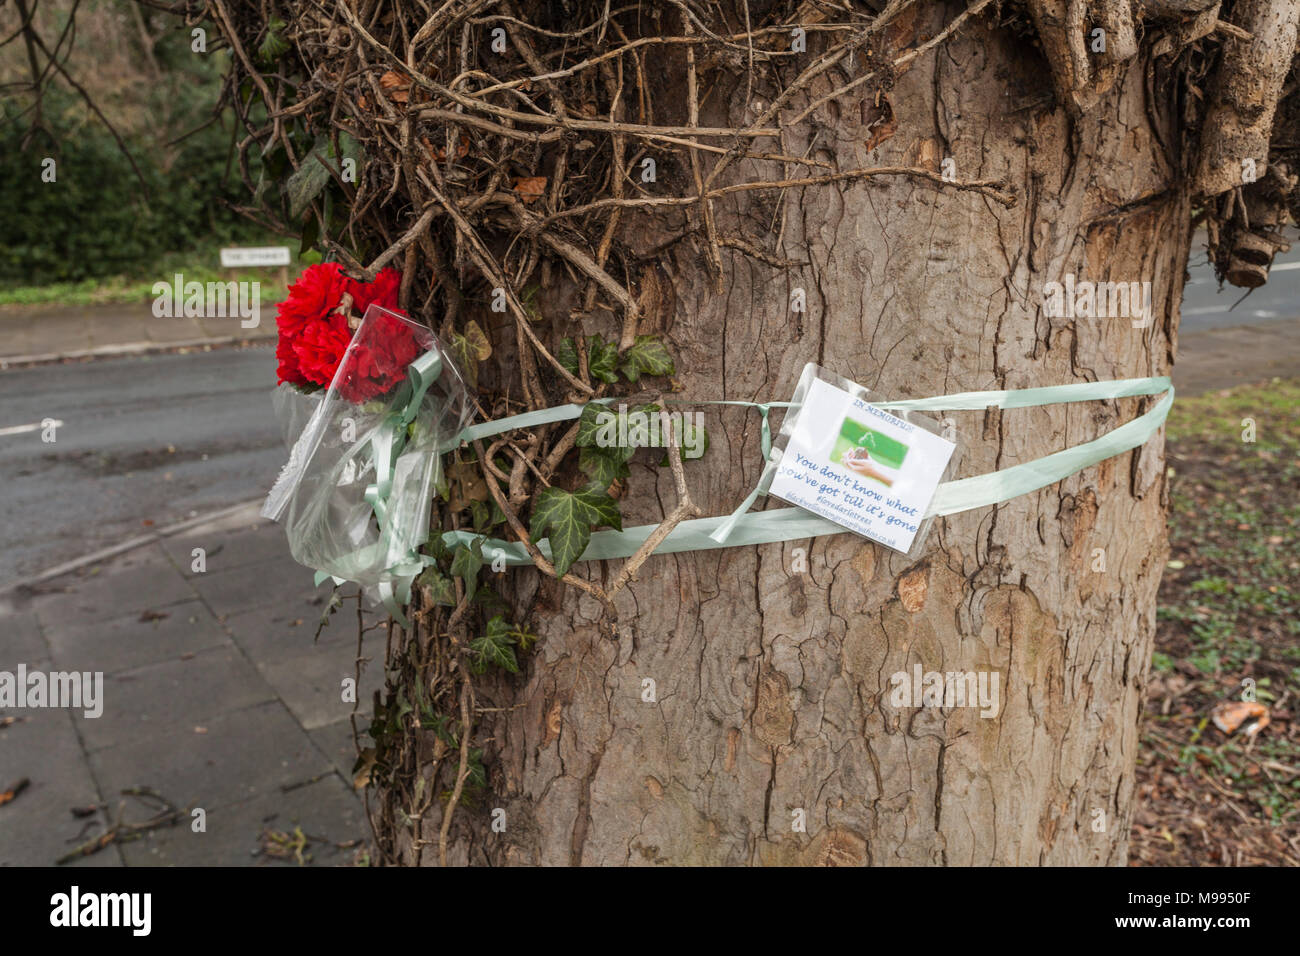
[768,377,956,554]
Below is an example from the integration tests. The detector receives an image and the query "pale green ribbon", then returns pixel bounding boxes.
[456,397,790,454]
[314,350,443,626]
[312,373,1174,607]
[442,376,1174,566]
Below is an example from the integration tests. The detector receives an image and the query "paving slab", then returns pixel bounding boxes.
[9,311,94,358]
[191,557,327,621]
[194,316,270,341]
[1174,321,1300,396]
[257,635,385,731]
[44,598,231,676]
[308,718,364,782]
[161,522,296,578]
[74,645,276,752]
[0,610,47,665]
[118,774,363,867]
[144,317,212,344]
[30,545,197,629]
[0,706,123,866]
[87,699,334,815]
[221,587,381,661]
[0,304,275,365]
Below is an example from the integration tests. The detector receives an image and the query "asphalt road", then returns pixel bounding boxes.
[0,345,284,584]
[1182,228,1300,331]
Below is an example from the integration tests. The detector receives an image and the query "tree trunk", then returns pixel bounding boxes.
[405,7,1189,866]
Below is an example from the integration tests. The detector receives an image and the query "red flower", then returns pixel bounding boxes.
[274,264,417,397]
[275,336,311,387]
[293,315,354,388]
[337,308,422,403]
[346,267,401,314]
[275,263,348,385]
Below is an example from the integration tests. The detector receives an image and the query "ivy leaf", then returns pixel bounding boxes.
[575,402,612,448]
[338,131,364,180]
[425,534,452,562]
[463,319,492,361]
[619,335,674,382]
[529,482,622,576]
[579,445,630,486]
[575,402,659,449]
[470,499,491,533]
[445,332,480,391]
[468,614,526,674]
[472,585,509,614]
[520,283,542,320]
[450,540,484,592]
[587,334,620,384]
[285,135,333,221]
[557,337,580,377]
[470,499,505,533]
[465,749,488,792]
[258,19,289,63]
[416,565,456,607]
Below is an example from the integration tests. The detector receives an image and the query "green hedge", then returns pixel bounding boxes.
[0,94,254,285]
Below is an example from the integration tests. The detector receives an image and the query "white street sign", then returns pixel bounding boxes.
[220,246,291,268]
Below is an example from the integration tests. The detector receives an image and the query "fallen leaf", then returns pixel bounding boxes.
[0,778,30,807]
[543,699,563,745]
[139,609,169,623]
[421,134,469,162]
[380,70,410,104]
[512,175,547,203]
[861,92,897,152]
[353,748,377,789]
[447,458,489,512]
[1210,700,1270,739]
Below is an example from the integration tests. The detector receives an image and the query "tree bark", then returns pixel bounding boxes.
[391,6,1189,866]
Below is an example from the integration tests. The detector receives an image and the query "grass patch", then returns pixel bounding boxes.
[1132,377,1300,866]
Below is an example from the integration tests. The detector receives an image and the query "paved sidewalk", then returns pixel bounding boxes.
[0,504,381,866]
[0,303,275,366]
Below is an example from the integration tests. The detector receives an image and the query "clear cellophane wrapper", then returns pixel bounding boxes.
[262,305,472,593]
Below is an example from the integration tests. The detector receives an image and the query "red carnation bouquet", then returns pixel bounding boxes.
[263,265,473,601]
[275,262,420,403]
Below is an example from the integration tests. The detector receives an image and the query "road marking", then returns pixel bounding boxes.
[1183,306,1283,317]
[0,419,63,437]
